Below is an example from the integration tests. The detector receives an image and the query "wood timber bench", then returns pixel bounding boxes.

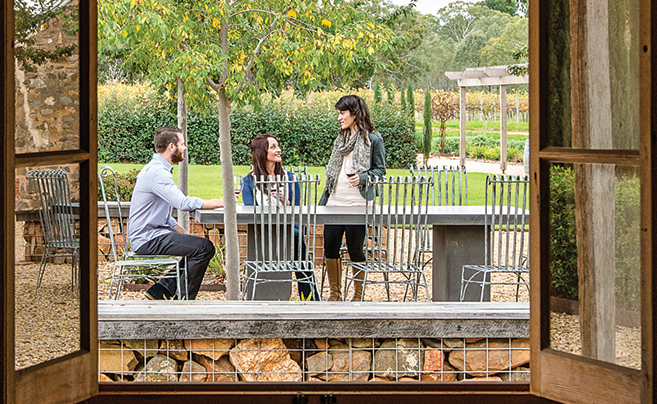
[98,301,529,340]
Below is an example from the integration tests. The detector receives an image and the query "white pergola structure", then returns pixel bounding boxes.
[445,65,529,172]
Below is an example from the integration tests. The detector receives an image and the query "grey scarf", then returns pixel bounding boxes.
[325,130,371,197]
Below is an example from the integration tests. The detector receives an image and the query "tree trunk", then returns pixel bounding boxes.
[217,18,240,301]
[177,78,189,232]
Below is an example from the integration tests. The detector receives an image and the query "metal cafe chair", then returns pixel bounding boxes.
[410,164,468,271]
[241,173,322,301]
[460,175,530,302]
[410,164,468,206]
[344,175,433,302]
[98,165,187,300]
[26,169,80,293]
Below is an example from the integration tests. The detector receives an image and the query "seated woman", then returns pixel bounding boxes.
[242,133,320,301]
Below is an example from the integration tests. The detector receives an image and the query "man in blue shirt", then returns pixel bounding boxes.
[128,126,227,300]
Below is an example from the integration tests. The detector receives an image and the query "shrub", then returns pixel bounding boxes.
[98,85,417,168]
[615,174,640,310]
[549,165,578,299]
[98,169,139,202]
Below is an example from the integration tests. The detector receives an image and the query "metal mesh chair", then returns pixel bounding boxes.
[344,175,433,302]
[98,165,187,300]
[410,164,468,206]
[241,173,321,300]
[26,169,80,293]
[410,165,468,270]
[460,174,530,302]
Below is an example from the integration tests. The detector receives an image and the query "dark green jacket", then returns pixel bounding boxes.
[319,131,386,206]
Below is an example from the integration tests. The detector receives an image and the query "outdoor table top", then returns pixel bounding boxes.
[193,204,528,226]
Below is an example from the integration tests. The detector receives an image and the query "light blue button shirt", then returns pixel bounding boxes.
[128,154,203,251]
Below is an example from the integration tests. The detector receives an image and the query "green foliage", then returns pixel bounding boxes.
[15,0,78,72]
[99,0,393,110]
[208,244,226,277]
[549,165,578,299]
[373,81,382,104]
[422,90,432,162]
[615,174,640,311]
[98,86,417,168]
[459,135,525,162]
[97,169,139,202]
[483,0,520,16]
[370,103,417,168]
[406,84,415,115]
[400,88,407,114]
[386,83,395,105]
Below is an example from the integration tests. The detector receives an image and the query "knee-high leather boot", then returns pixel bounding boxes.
[325,258,343,301]
[350,267,365,301]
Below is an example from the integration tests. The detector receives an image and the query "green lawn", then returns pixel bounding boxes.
[415,119,529,133]
[415,120,529,143]
[102,163,491,205]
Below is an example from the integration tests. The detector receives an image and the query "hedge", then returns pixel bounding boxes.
[98,85,417,168]
[434,135,526,162]
[548,165,641,310]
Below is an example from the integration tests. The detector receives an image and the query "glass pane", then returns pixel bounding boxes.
[548,163,640,369]
[546,0,639,149]
[15,164,81,370]
[14,0,80,153]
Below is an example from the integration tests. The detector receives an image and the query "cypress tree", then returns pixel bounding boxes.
[407,83,416,136]
[400,87,407,113]
[407,83,415,116]
[423,90,433,164]
[386,82,395,105]
[373,81,382,104]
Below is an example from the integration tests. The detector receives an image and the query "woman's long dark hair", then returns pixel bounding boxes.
[334,95,374,145]
[251,133,284,191]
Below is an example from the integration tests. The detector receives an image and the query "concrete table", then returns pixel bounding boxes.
[194,205,508,302]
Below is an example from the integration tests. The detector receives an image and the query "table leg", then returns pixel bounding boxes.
[432,225,490,301]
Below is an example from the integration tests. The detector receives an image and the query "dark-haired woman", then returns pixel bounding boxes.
[242,133,319,301]
[320,95,386,301]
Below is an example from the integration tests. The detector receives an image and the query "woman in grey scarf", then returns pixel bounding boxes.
[319,95,386,301]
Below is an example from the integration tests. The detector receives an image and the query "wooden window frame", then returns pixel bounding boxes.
[528,0,655,402]
[2,0,655,402]
[2,0,98,403]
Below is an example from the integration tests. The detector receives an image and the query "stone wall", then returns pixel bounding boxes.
[15,0,80,210]
[98,337,530,383]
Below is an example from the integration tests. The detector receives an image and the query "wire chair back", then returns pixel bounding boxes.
[251,173,320,265]
[410,164,467,206]
[242,173,321,300]
[98,165,130,261]
[27,169,78,248]
[343,175,432,301]
[98,165,186,299]
[484,175,529,271]
[460,174,530,302]
[26,169,79,292]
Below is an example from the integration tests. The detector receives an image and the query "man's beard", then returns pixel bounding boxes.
[172,146,184,163]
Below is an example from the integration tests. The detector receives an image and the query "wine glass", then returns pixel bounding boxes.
[233,176,244,197]
[345,165,358,188]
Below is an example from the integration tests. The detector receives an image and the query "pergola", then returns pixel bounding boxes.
[445,65,529,172]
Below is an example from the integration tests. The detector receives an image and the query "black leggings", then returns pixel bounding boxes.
[324,225,366,262]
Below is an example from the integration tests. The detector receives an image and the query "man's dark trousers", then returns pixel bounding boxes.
[134,232,215,300]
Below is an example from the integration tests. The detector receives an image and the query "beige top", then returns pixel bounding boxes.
[326,151,366,207]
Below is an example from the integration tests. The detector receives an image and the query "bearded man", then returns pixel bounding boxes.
[128,126,226,300]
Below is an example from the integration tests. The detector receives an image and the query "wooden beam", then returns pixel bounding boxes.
[98,301,530,340]
[457,75,530,88]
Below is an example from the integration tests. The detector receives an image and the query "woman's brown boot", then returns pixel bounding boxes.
[325,258,343,301]
[350,268,365,301]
